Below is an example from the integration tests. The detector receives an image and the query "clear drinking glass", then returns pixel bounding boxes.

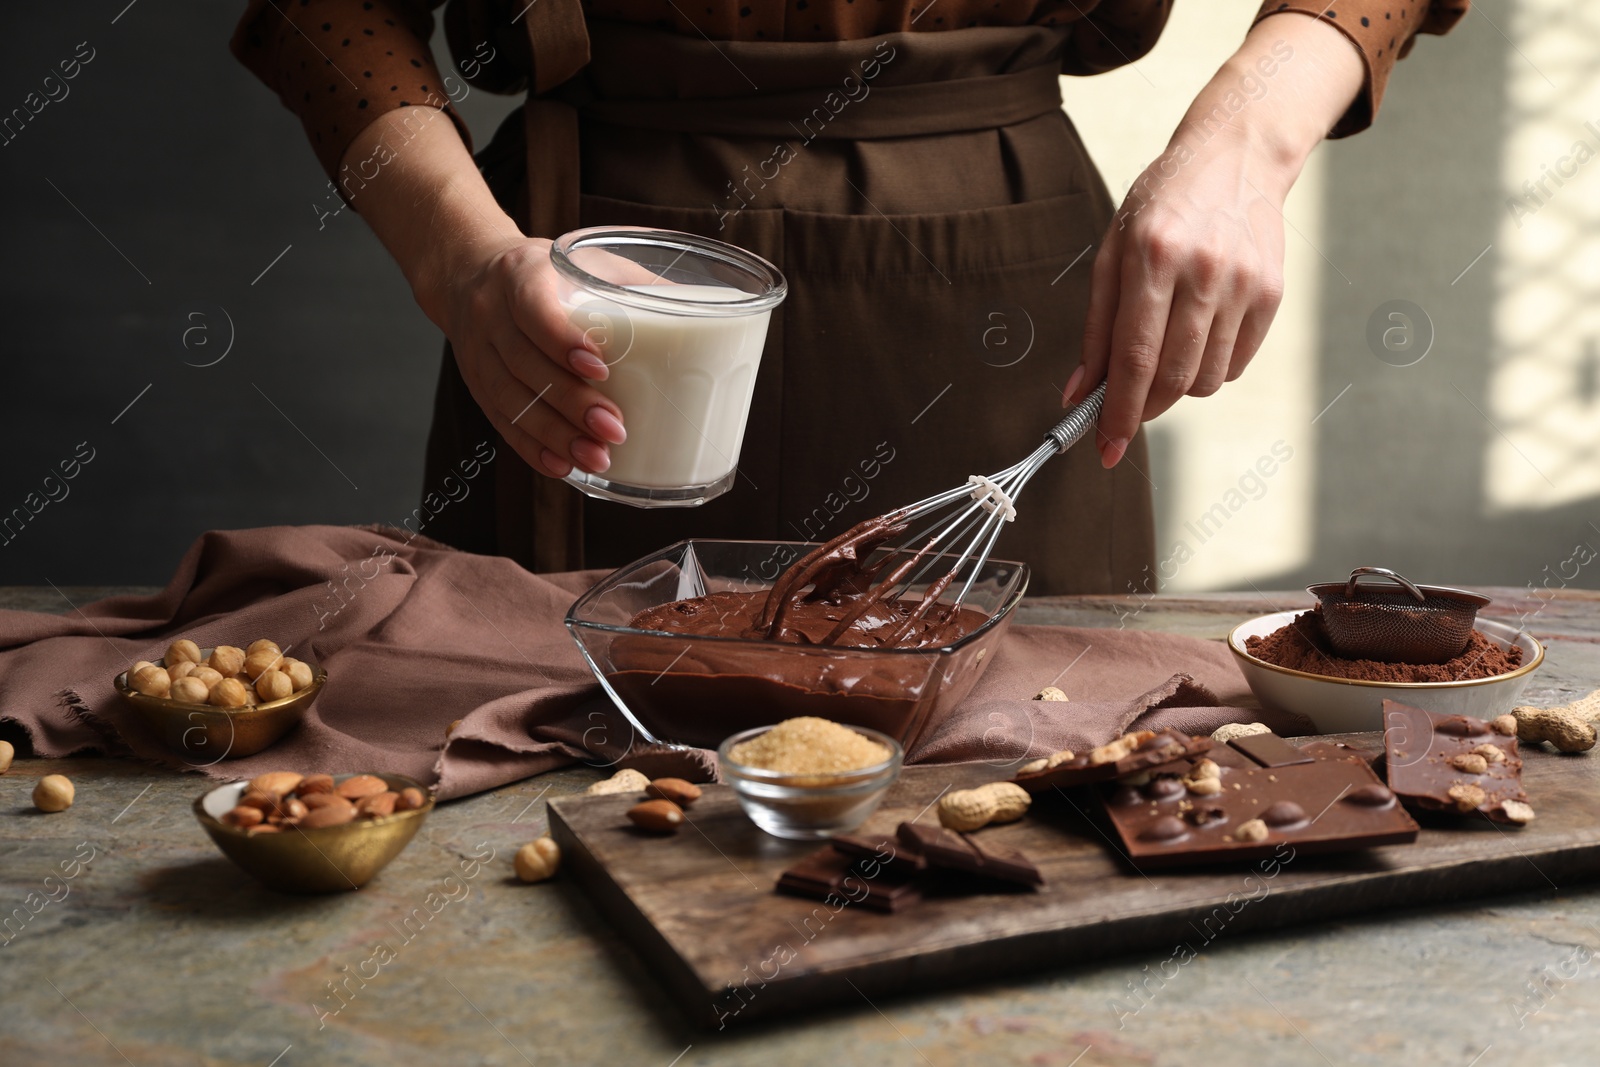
[550,227,787,508]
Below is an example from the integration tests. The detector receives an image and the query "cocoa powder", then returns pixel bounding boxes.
[1245,608,1522,682]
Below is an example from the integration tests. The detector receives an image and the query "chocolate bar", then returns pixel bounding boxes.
[831,832,927,875]
[1099,734,1420,868]
[1381,700,1533,825]
[896,821,1044,887]
[774,846,922,913]
[1013,729,1213,794]
[1228,731,1314,768]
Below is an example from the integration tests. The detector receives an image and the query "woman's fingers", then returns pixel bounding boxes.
[475,341,617,474]
[497,244,611,382]
[1097,239,1176,468]
[1143,287,1217,419]
[1069,230,1122,407]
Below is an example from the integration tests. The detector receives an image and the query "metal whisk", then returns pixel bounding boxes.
[761,383,1108,645]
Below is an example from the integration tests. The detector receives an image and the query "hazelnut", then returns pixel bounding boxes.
[130,665,172,698]
[170,677,211,704]
[188,666,224,691]
[165,639,202,666]
[514,837,562,883]
[166,660,197,682]
[243,648,284,681]
[209,645,246,677]
[246,639,281,658]
[130,660,158,678]
[0,740,13,774]
[281,658,315,692]
[239,683,259,705]
[209,678,250,708]
[255,669,294,703]
[33,774,74,813]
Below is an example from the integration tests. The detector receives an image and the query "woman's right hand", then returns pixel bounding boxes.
[426,236,626,479]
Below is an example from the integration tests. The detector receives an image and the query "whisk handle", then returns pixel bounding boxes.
[1043,382,1107,453]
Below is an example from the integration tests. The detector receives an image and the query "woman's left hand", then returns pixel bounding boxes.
[1065,12,1366,469]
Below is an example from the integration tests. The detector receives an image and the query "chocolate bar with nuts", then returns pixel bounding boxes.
[1381,700,1533,825]
[1099,735,1420,869]
[775,846,923,913]
[1012,729,1213,794]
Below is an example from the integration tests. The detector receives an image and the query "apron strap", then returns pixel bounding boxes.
[521,0,590,239]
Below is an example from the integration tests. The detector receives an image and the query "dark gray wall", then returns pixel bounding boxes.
[0,2,516,585]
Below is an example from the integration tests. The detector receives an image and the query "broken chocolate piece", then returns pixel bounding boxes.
[1100,734,1419,868]
[1382,700,1531,825]
[775,846,922,913]
[896,822,1044,887]
[831,832,928,875]
[1013,729,1212,794]
[1229,731,1316,768]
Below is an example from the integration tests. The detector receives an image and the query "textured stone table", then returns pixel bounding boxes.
[3,586,1599,1067]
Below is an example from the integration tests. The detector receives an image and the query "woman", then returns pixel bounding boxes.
[232,0,1465,594]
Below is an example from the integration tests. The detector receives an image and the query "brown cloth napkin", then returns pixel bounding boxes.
[0,525,1308,799]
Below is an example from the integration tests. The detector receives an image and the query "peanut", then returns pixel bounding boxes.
[209,645,246,677]
[1044,748,1077,769]
[166,639,202,666]
[1018,757,1049,775]
[514,837,562,883]
[336,774,388,800]
[1211,722,1271,743]
[209,678,250,708]
[1232,818,1268,843]
[1472,743,1507,764]
[1448,753,1490,775]
[169,676,210,704]
[130,665,171,698]
[646,778,702,807]
[0,740,12,774]
[585,768,651,797]
[938,781,1031,832]
[255,669,294,703]
[1490,714,1518,737]
[1511,705,1597,753]
[1448,783,1487,812]
[33,774,74,813]
[1188,759,1221,782]
[249,771,303,798]
[1499,799,1536,825]
[1088,731,1154,767]
[1034,686,1069,702]
[627,799,685,833]
[1184,776,1224,797]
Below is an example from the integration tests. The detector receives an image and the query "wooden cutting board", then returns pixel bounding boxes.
[548,734,1600,1029]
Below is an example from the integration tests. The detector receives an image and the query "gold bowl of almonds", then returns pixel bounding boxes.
[193,771,433,893]
[115,639,324,760]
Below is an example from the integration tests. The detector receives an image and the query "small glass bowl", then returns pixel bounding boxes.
[718,724,903,840]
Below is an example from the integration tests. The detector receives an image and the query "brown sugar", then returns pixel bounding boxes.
[1245,608,1523,683]
[726,717,890,774]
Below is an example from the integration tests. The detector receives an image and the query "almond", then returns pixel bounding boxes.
[248,771,303,798]
[297,774,336,796]
[301,792,353,812]
[357,791,398,818]
[297,798,357,829]
[627,799,685,833]
[645,778,702,807]
[336,774,388,801]
[396,787,426,812]
[223,805,264,829]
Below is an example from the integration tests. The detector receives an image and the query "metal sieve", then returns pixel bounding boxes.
[1305,567,1491,664]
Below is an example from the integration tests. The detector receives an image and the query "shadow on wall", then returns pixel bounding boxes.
[1253,3,1600,594]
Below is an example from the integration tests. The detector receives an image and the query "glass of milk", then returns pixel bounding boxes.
[550,227,786,508]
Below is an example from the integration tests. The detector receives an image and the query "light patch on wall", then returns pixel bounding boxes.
[1488,1,1600,511]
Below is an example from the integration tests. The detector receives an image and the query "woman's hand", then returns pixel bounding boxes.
[334,109,624,480]
[429,237,625,479]
[1065,12,1366,468]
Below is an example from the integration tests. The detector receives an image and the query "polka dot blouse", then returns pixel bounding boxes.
[231,0,1468,183]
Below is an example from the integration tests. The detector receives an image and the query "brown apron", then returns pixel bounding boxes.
[423,14,1156,595]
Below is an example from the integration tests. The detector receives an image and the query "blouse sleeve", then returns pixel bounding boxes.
[230,0,473,191]
[1253,1,1470,138]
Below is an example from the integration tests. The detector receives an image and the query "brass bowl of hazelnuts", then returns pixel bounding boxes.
[194,771,433,893]
[115,639,325,760]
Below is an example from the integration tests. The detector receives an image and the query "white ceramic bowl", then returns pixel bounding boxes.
[1228,610,1544,734]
